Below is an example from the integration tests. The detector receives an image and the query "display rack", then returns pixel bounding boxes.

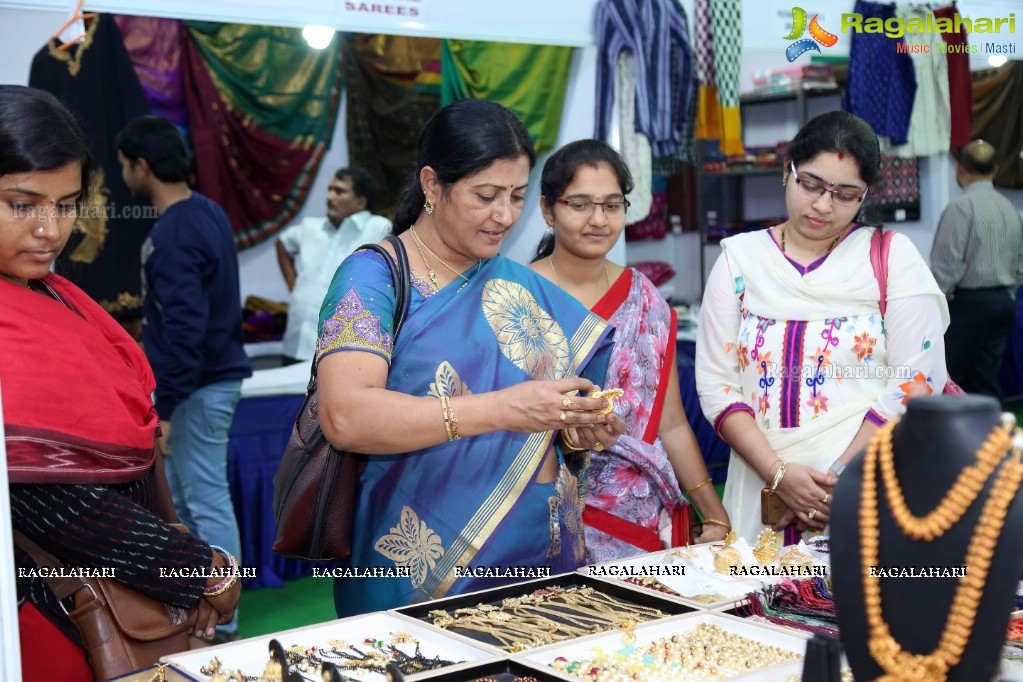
[695,87,843,293]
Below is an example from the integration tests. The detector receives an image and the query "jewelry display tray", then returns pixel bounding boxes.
[405,657,566,681]
[393,571,698,654]
[161,610,504,681]
[515,612,810,682]
[581,542,830,611]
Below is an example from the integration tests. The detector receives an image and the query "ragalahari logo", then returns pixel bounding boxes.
[784,7,839,62]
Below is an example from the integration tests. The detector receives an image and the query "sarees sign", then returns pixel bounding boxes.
[342,0,422,19]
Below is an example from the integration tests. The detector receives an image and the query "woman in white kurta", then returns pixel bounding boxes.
[695,111,949,542]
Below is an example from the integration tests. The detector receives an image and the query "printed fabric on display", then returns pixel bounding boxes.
[844,0,917,146]
[594,0,695,158]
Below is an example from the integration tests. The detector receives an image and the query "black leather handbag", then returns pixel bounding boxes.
[272,234,410,561]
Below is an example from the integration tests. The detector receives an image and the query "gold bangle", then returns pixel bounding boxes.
[440,396,460,441]
[561,429,585,451]
[769,461,788,493]
[685,477,712,496]
[447,397,460,440]
[701,518,732,532]
[203,549,239,597]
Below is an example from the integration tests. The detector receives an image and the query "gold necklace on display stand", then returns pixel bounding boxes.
[860,419,1023,682]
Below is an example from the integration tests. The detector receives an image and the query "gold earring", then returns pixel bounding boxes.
[424,198,434,215]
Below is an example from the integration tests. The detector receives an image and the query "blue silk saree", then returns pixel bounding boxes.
[315,250,614,616]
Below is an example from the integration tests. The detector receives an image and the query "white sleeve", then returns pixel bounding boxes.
[696,251,754,434]
[871,294,948,422]
[278,222,304,255]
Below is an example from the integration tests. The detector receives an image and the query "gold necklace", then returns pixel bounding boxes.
[780,223,845,255]
[861,420,1023,682]
[550,255,611,291]
[880,418,1012,541]
[409,226,479,291]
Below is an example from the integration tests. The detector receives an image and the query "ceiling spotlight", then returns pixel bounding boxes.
[302,25,335,49]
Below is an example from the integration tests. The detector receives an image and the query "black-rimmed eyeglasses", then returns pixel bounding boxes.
[789,161,869,207]
[555,197,631,216]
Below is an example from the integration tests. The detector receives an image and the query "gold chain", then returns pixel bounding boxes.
[550,255,611,291]
[880,417,1012,540]
[861,420,1023,682]
[409,225,478,291]
[780,223,845,255]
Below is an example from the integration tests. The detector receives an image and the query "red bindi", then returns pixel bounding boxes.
[837,152,844,160]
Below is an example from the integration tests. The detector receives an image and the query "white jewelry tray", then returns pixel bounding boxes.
[515,612,808,681]
[161,611,502,681]
[580,540,830,611]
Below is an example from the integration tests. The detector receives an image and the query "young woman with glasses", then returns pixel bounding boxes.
[696,111,949,543]
[531,139,730,563]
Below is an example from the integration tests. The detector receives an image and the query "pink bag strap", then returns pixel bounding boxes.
[869,227,896,318]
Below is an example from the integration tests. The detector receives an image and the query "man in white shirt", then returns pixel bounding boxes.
[276,167,391,362]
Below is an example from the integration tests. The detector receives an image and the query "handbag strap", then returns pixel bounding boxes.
[869,227,896,319]
[12,529,87,603]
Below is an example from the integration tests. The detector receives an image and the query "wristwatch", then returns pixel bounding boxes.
[829,460,846,477]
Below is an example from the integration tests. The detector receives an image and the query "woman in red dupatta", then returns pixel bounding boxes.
[0,86,239,681]
[531,139,731,563]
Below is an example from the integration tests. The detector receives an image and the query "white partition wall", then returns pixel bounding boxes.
[0,379,22,681]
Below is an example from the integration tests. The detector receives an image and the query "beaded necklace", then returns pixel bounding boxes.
[861,420,1023,681]
[880,414,1013,540]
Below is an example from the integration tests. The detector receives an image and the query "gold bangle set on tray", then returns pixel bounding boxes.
[549,622,801,682]
[428,585,666,653]
[861,417,1023,682]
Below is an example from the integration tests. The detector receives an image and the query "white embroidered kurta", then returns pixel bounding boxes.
[696,226,949,540]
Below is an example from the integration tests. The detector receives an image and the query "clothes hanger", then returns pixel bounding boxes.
[52,0,97,52]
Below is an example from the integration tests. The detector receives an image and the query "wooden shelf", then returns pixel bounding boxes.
[700,166,783,177]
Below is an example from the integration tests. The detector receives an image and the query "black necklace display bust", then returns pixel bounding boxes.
[830,395,1023,682]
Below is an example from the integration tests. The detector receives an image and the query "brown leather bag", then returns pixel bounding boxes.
[14,527,196,682]
[272,236,410,561]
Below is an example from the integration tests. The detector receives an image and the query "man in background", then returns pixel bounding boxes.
[117,116,252,642]
[276,167,391,364]
[931,139,1023,399]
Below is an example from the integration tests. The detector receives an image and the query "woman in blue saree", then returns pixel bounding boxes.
[315,100,625,616]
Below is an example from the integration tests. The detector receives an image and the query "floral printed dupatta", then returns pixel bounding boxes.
[583,269,690,563]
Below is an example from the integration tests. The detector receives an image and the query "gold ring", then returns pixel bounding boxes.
[559,412,567,423]
[562,396,573,410]
[807,508,818,520]
[822,493,831,505]
[593,441,606,452]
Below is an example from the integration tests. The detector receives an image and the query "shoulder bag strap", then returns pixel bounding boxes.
[12,529,87,603]
[870,227,896,319]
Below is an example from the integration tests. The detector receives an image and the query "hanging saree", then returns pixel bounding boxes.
[29,14,155,319]
[582,269,689,563]
[696,227,949,541]
[316,251,614,616]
